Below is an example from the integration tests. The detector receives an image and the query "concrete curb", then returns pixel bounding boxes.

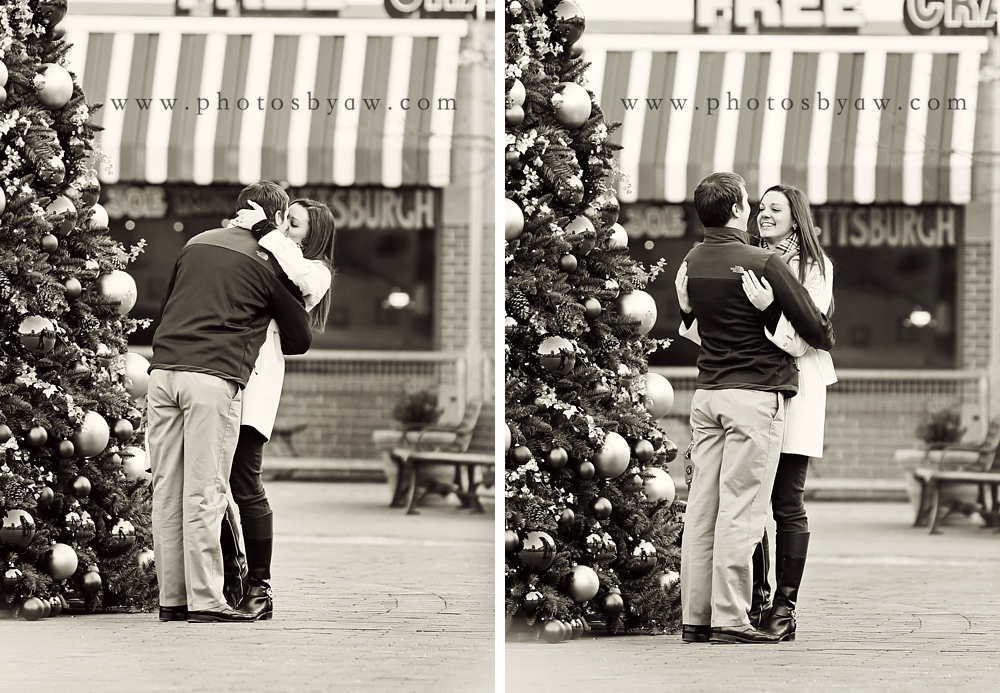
[261,457,388,483]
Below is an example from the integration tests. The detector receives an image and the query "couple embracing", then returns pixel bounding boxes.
[676,172,838,644]
[146,182,335,623]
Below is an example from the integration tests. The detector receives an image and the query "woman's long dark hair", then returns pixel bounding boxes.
[759,184,834,317]
[290,198,336,332]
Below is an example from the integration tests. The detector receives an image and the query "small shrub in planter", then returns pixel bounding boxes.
[916,405,966,445]
[391,389,443,427]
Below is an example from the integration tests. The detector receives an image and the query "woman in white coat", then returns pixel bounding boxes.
[229,198,335,620]
[741,183,836,642]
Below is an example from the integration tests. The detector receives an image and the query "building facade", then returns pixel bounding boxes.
[63,0,494,459]
[582,0,999,481]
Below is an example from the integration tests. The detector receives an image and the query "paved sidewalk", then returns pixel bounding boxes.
[507,501,1000,692]
[3,482,494,693]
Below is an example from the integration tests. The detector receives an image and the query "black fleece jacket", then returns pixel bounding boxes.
[149,225,312,387]
[681,226,835,396]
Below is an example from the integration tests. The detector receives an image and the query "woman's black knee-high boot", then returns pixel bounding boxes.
[237,511,273,620]
[760,531,809,641]
[748,531,771,628]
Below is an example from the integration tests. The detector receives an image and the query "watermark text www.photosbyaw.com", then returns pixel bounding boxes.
[621,93,969,115]
[106,93,458,116]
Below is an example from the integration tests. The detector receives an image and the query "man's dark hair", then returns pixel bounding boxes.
[693,172,746,228]
[236,181,289,224]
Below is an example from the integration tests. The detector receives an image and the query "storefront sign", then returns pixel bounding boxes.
[905,0,999,32]
[102,185,437,231]
[621,204,690,239]
[816,205,958,248]
[694,0,864,29]
[384,0,494,19]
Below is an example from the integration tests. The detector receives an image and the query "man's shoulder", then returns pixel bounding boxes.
[185,227,276,273]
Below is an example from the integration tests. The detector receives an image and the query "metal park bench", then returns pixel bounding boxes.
[385,400,494,515]
[912,418,1000,534]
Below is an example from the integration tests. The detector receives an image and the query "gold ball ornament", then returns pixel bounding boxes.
[542,620,563,644]
[558,508,575,529]
[0,424,10,443]
[36,63,74,109]
[2,567,23,590]
[0,85,6,108]
[106,518,136,553]
[38,486,55,505]
[630,540,658,575]
[0,60,7,87]
[583,298,602,319]
[658,570,680,594]
[40,234,59,253]
[565,214,596,255]
[71,475,91,498]
[72,410,110,458]
[559,254,578,273]
[21,596,46,621]
[96,270,137,315]
[640,467,676,504]
[504,198,524,241]
[662,438,679,463]
[504,530,523,554]
[89,203,110,230]
[553,82,592,129]
[508,78,526,107]
[80,570,102,595]
[112,418,134,442]
[505,103,525,127]
[518,531,557,572]
[616,290,658,335]
[537,336,575,375]
[576,461,595,480]
[608,223,629,249]
[504,423,511,454]
[46,195,77,235]
[46,543,79,580]
[591,496,612,519]
[593,431,630,479]
[554,1,586,44]
[1,509,36,547]
[599,592,624,621]
[522,590,543,613]
[565,565,600,602]
[122,445,152,483]
[643,372,674,420]
[545,447,568,470]
[511,445,532,465]
[0,185,5,215]
[601,196,620,225]
[79,176,101,207]
[137,549,155,569]
[123,351,150,398]
[633,439,655,464]
[27,426,49,447]
[18,315,56,353]
[49,596,63,616]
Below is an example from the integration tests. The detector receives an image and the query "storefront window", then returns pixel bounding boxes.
[629,202,959,369]
[108,184,436,351]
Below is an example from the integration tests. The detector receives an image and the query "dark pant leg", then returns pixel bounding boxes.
[230,425,271,520]
[771,453,810,534]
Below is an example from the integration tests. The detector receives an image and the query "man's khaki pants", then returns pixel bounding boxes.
[147,369,242,612]
[681,388,785,627]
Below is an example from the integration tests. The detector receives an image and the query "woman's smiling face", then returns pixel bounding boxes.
[286,204,310,244]
[757,190,795,246]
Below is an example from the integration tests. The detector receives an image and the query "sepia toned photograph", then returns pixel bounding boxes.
[504,1,1000,690]
[0,0,495,691]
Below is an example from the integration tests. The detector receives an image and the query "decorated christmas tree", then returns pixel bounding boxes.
[504,0,683,642]
[0,0,157,620]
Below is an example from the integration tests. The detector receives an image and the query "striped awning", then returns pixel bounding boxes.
[61,16,466,187]
[580,34,990,205]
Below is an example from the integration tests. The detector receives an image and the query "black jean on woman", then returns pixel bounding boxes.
[772,453,810,533]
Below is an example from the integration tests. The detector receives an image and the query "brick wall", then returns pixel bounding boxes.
[273,358,460,459]
[960,240,992,370]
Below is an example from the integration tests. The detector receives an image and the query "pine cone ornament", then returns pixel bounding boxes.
[508,292,531,320]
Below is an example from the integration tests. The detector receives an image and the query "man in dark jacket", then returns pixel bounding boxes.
[147,181,312,623]
[675,172,834,644]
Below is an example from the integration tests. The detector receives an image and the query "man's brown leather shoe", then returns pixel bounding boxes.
[682,624,711,643]
[710,624,781,643]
